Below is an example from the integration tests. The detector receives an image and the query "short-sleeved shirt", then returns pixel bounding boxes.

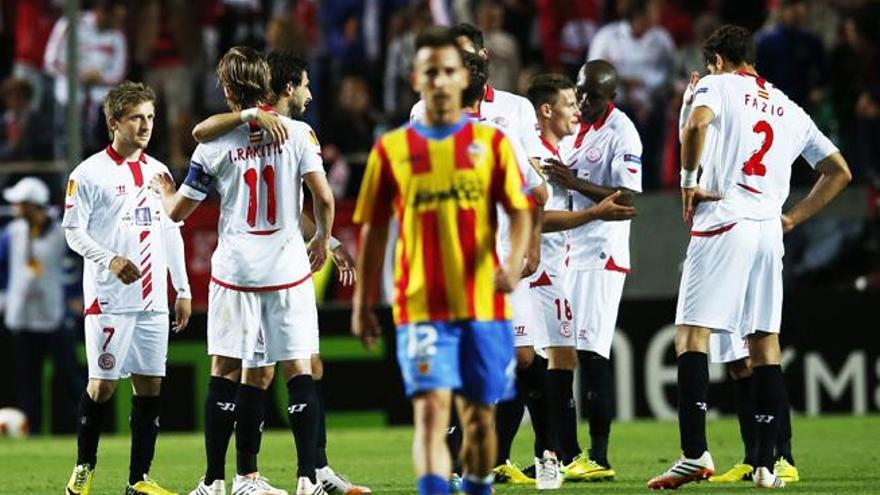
[688,71,839,231]
[560,105,643,272]
[180,117,324,290]
[354,118,533,325]
[62,146,178,313]
[535,137,570,275]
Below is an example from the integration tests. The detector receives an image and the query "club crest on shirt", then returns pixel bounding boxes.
[586,147,602,162]
[98,352,115,370]
[467,142,485,165]
[560,321,572,338]
[492,116,508,128]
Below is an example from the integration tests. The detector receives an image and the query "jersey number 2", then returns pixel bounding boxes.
[243,165,276,227]
[742,120,774,177]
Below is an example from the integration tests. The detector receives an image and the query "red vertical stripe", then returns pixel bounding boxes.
[141,272,153,289]
[406,127,431,174]
[454,122,474,169]
[420,211,449,321]
[395,203,410,324]
[492,251,506,320]
[457,209,477,317]
[490,130,513,211]
[128,162,144,187]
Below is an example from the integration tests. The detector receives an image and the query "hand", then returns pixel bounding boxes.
[591,190,637,221]
[330,244,356,286]
[521,243,540,278]
[494,264,518,293]
[781,213,795,234]
[681,187,722,226]
[255,109,288,143]
[148,173,176,197]
[172,298,191,333]
[306,235,329,272]
[542,159,579,191]
[109,256,142,284]
[352,305,381,350]
[683,71,700,105]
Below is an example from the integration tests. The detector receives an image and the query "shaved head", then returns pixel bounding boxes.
[576,60,618,121]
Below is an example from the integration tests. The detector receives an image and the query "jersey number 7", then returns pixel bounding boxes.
[243,165,276,227]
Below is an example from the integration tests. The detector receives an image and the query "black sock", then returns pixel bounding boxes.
[315,380,329,470]
[205,377,238,483]
[129,395,161,485]
[677,351,709,459]
[447,407,463,474]
[520,355,549,458]
[287,375,320,482]
[76,391,109,469]
[753,365,785,469]
[234,384,266,476]
[776,386,794,465]
[581,351,613,467]
[544,369,573,459]
[734,375,758,466]
[495,396,524,465]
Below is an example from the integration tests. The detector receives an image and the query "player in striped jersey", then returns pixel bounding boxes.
[352,27,533,495]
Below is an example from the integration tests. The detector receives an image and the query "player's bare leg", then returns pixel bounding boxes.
[747,332,786,488]
[311,354,372,494]
[67,379,117,495]
[648,325,715,489]
[126,375,174,495]
[411,389,453,495]
[457,396,497,494]
[190,356,241,495]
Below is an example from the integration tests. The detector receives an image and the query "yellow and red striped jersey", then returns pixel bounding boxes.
[354,118,533,325]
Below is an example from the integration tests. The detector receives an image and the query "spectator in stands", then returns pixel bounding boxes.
[756,0,827,113]
[588,0,675,190]
[475,0,520,92]
[0,177,82,433]
[323,74,379,198]
[0,78,51,161]
[383,1,433,125]
[535,0,599,76]
[135,0,202,170]
[43,0,128,159]
[11,0,60,113]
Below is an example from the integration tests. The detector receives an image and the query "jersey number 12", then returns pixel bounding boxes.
[243,165,276,227]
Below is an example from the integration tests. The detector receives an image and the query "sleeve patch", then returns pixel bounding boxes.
[66,179,77,197]
[695,87,709,95]
[624,154,642,164]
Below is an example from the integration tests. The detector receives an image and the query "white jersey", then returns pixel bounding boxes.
[63,147,179,313]
[535,136,569,275]
[559,106,642,271]
[181,118,324,290]
[1,218,67,331]
[688,72,838,232]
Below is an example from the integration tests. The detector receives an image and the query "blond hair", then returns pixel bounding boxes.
[217,46,272,109]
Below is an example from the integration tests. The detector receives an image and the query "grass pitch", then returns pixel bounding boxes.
[1,415,878,494]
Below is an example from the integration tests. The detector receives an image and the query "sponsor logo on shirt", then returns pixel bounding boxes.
[411,176,484,208]
[134,207,152,226]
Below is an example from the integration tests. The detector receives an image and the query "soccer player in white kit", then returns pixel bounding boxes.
[676,72,800,486]
[411,25,552,488]
[186,50,369,495]
[543,60,642,481]
[63,82,191,495]
[526,73,638,487]
[150,47,335,495]
[647,25,851,490]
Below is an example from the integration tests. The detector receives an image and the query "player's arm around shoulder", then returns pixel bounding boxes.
[192,107,288,144]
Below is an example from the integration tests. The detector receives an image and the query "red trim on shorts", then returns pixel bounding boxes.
[210,272,313,292]
[529,271,553,288]
[604,256,631,274]
[248,229,280,236]
[691,222,737,237]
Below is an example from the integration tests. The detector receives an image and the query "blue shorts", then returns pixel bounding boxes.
[396,320,516,405]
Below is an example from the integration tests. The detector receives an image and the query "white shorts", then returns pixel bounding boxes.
[675,219,783,338]
[207,279,319,367]
[510,278,549,349]
[565,269,626,358]
[84,312,169,380]
[710,332,750,364]
[528,270,575,348]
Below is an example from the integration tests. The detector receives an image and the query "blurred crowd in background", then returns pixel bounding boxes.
[0,0,878,197]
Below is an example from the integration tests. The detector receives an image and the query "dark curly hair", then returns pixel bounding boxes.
[267,50,308,97]
[703,24,756,67]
